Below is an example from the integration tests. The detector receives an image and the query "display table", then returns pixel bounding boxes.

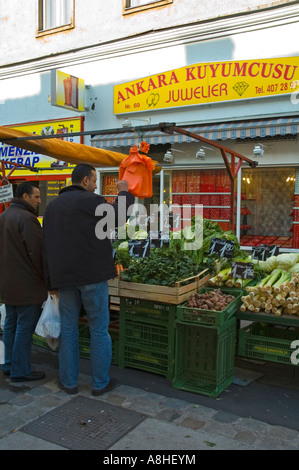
[236,310,299,327]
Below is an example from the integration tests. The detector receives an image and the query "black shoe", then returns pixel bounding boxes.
[92,378,117,396]
[2,371,10,376]
[11,371,45,382]
[58,382,78,395]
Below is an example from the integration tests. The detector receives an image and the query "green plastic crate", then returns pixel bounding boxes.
[176,287,242,326]
[118,343,175,380]
[120,297,177,325]
[32,333,53,350]
[173,317,236,398]
[238,322,299,366]
[78,321,119,365]
[119,319,174,352]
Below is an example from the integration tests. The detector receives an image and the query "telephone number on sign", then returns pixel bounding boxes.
[267,83,289,92]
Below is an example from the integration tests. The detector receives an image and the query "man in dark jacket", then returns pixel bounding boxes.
[43,163,134,395]
[0,182,47,381]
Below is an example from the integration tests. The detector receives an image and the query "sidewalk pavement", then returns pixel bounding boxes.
[0,344,299,451]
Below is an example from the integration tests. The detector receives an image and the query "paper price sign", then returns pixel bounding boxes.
[209,237,235,258]
[149,231,170,249]
[129,239,150,258]
[252,244,279,260]
[0,184,13,203]
[231,261,255,279]
[264,244,279,257]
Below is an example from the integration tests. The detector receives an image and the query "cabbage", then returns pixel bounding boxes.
[276,253,299,270]
[261,256,278,273]
[118,241,129,250]
[250,256,277,272]
[289,262,299,273]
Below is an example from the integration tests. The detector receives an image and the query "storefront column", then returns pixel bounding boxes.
[159,168,164,232]
[236,170,242,242]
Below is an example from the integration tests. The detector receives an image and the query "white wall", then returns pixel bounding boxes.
[0,1,298,144]
[0,0,295,65]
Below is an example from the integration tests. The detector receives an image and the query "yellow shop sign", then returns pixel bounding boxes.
[114,56,299,114]
[0,117,82,176]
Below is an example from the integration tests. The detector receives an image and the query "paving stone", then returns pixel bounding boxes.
[164,397,190,410]
[0,389,16,403]
[27,386,53,397]
[156,409,181,422]
[180,417,206,430]
[9,394,35,407]
[214,410,241,424]
[105,393,127,407]
[234,430,258,445]
[269,425,299,441]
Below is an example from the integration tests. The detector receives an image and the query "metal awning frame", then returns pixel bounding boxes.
[1,122,259,229]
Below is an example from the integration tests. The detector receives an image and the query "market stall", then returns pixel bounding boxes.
[2,127,297,398]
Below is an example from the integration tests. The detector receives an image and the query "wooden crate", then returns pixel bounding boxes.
[108,277,120,296]
[116,269,210,304]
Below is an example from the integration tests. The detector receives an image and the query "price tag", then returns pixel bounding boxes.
[0,184,13,203]
[251,245,268,261]
[209,237,235,258]
[231,261,255,279]
[267,245,279,257]
[128,239,150,258]
[149,231,170,249]
[252,244,279,260]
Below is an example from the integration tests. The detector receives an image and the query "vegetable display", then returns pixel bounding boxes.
[240,256,299,316]
[187,289,235,311]
[113,216,249,287]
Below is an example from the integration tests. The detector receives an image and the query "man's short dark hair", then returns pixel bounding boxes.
[72,164,96,184]
[15,182,37,198]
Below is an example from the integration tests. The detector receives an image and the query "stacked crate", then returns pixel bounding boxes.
[173,288,242,398]
[118,298,177,380]
[173,317,236,398]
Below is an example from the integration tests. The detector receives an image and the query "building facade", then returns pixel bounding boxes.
[0,0,298,249]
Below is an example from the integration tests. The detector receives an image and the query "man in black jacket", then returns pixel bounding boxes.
[0,182,47,381]
[43,163,134,395]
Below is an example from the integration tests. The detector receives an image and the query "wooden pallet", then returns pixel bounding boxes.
[108,269,210,304]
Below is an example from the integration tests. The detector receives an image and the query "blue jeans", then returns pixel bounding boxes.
[1,304,41,378]
[58,282,112,391]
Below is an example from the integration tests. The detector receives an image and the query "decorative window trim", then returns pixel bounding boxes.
[36,0,75,37]
[123,0,173,15]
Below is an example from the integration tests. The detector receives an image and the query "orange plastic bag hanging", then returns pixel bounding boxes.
[119,142,155,199]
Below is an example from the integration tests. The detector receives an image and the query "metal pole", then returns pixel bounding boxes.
[236,169,242,242]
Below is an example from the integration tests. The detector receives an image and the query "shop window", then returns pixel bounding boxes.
[38,0,74,34]
[123,0,172,14]
[102,174,118,204]
[171,169,231,231]
[240,167,296,248]
[38,180,67,217]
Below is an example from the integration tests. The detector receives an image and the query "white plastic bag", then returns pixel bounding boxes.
[0,304,6,330]
[0,339,4,364]
[35,294,60,349]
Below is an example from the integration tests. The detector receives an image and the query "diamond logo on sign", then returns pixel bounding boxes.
[233,82,249,96]
[0,184,13,203]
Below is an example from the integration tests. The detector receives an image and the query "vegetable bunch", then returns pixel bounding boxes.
[187,289,235,311]
[240,270,299,316]
[208,267,253,289]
